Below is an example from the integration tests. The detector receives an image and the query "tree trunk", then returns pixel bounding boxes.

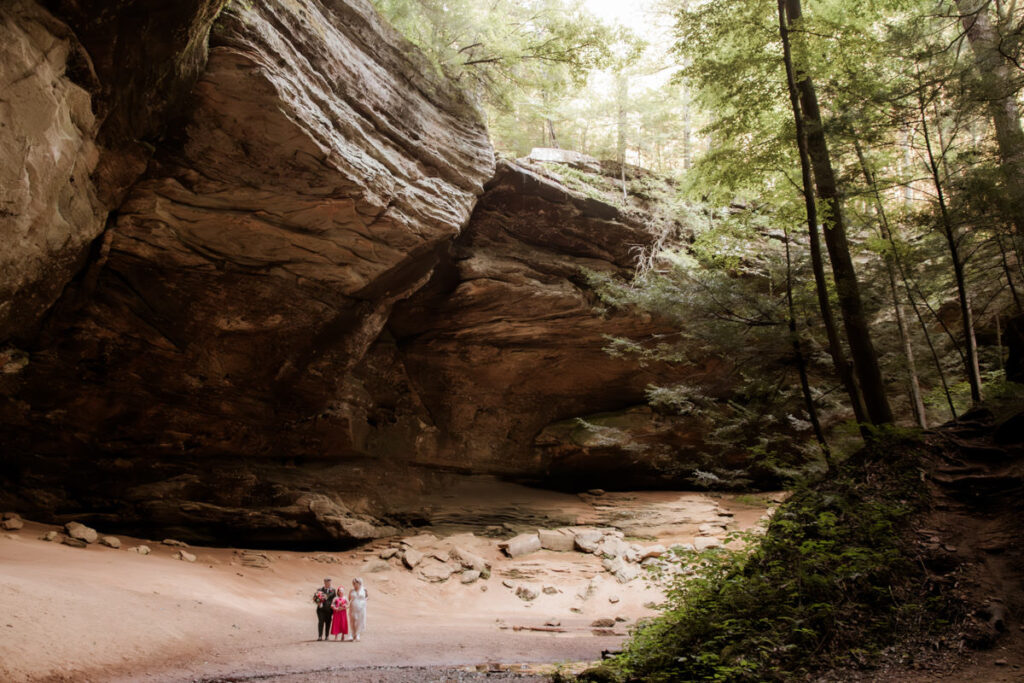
[854,139,927,428]
[784,0,893,426]
[957,0,1024,235]
[785,225,832,466]
[776,0,869,427]
[917,82,983,403]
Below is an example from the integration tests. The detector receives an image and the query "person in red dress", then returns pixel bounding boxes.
[329,590,349,641]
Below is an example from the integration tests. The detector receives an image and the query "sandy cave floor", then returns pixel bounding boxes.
[0,479,775,682]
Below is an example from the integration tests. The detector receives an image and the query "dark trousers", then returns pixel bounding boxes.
[317,610,332,639]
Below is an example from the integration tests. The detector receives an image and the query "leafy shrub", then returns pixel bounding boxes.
[587,431,955,682]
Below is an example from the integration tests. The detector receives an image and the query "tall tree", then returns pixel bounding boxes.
[782,0,894,425]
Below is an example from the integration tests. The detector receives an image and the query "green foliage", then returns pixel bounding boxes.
[371,0,617,110]
[587,434,955,682]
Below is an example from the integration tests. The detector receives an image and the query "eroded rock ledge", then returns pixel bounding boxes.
[1,0,736,545]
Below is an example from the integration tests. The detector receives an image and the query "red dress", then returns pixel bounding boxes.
[330,595,349,636]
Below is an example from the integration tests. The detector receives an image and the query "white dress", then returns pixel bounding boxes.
[348,587,367,639]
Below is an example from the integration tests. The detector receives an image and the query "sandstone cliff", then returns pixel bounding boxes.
[1,0,739,545]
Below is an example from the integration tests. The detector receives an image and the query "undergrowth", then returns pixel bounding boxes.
[572,430,958,682]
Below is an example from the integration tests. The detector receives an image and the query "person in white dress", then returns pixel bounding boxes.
[348,577,368,641]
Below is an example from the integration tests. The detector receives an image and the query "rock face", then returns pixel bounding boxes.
[389,161,724,479]
[0,1,105,342]
[0,0,736,545]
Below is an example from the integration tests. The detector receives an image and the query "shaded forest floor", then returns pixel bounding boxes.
[822,406,1024,682]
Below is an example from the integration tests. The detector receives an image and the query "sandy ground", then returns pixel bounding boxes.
[0,480,774,682]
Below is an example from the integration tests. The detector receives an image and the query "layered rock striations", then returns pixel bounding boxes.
[390,161,729,482]
[1,0,733,545]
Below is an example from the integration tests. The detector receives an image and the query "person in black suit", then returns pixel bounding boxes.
[312,577,337,641]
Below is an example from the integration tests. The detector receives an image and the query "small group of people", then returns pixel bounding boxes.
[313,577,368,642]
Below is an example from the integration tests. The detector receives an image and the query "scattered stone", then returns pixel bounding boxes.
[542,585,559,595]
[591,618,616,628]
[62,537,87,548]
[694,537,723,551]
[174,550,197,562]
[608,595,620,604]
[603,556,640,583]
[65,522,98,544]
[515,584,540,601]
[545,618,562,627]
[698,523,727,536]
[994,659,1007,666]
[129,545,151,555]
[640,544,666,560]
[418,561,454,583]
[2,512,21,521]
[596,536,631,559]
[2,518,23,531]
[40,530,58,542]
[574,529,603,553]
[240,551,271,568]
[570,607,582,614]
[587,489,606,496]
[379,547,399,560]
[450,546,489,573]
[367,561,391,573]
[592,628,619,636]
[502,579,515,589]
[538,528,576,552]
[480,584,488,592]
[402,548,424,569]
[100,536,121,549]
[162,538,188,547]
[499,533,542,558]
[615,616,628,623]
[461,570,481,584]
[482,525,505,538]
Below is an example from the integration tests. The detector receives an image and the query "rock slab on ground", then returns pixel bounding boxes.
[499,533,542,558]
[64,522,98,544]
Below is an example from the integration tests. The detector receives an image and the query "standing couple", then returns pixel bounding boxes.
[313,577,368,642]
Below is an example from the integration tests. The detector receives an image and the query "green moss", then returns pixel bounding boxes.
[584,430,958,682]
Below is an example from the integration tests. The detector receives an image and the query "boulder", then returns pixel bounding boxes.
[460,570,481,584]
[515,584,540,601]
[379,547,399,560]
[418,560,455,583]
[542,585,559,595]
[640,544,666,560]
[2,518,23,531]
[2,512,20,520]
[64,522,98,544]
[40,530,58,542]
[62,537,87,548]
[129,545,151,555]
[450,546,489,573]
[499,533,542,558]
[694,537,723,551]
[608,595,620,604]
[574,529,604,553]
[538,528,575,552]
[591,618,616,628]
[100,536,121,549]
[602,556,640,583]
[596,536,630,559]
[402,548,424,569]
[162,539,188,547]
[175,550,197,562]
